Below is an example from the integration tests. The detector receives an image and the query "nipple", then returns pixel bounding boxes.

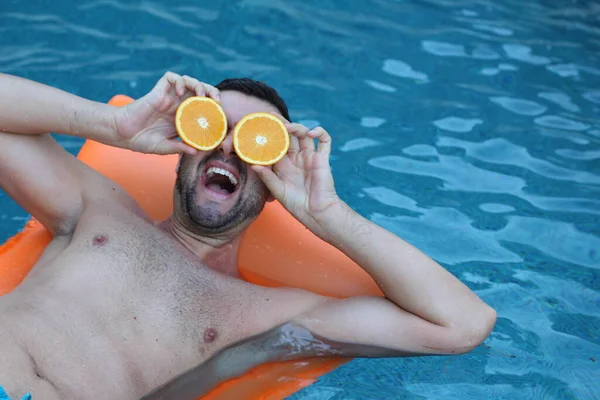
[92,234,109,246]
[203,328,218,343]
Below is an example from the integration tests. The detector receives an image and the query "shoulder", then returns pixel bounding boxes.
[47,162,148,239]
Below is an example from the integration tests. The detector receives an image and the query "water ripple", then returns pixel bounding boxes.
[472,23,514,37]
[368,148,600,216]
[382,59,429,82]
[433,117,483,133]
[405,383,539,400]
[422,40,468,57]
[368,154,525,194]
[437,136,600,184]
[515,270,600,317]
[496,216,600,269]
[402,144,439,157]
[0,45,129,73]
[582,91,600,105]
[240,0,358,37]
[422,40,500,59]
[536,127,592,145]
[547,63,600,79]
[538,92,580,113]
[91,67,184,81]
[362,186,422,213]
[0,44,51,63]
[360,117,385,128]
[80,0,201,29]
[480,275,600,400]
[371,208,521,265]
[479,203,515,213]
[546,63,580,78]
[480,63,518,76]
[172,6,220,22]
[534,115,590,132]
[556,148,600,161]
[519,193,600,216]
[363,80,397,93]
[3,12,125,40]
[471,44,501,60]
[339,138,381,153]
[490,96,547,116]
[503,44,551,65]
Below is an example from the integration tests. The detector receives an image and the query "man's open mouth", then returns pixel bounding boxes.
[203,166,240,195]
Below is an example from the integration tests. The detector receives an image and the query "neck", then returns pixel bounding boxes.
[161,216,242,278]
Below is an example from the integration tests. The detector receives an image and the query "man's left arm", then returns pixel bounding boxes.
[292,200,496,356]
[253,122,496,357]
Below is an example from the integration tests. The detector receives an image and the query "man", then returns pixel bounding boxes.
[0,71,496,400]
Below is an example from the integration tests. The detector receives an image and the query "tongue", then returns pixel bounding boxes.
[207,182,231,195]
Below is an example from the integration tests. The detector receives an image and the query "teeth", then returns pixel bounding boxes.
[206,167,238,187]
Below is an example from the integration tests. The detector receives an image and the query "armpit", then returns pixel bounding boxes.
[270,322,416,358]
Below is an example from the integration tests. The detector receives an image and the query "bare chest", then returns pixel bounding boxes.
[13,206,254,398]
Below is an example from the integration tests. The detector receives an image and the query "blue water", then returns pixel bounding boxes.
[1,0,599,399]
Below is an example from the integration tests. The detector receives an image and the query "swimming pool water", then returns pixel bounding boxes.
[1,0,598,399]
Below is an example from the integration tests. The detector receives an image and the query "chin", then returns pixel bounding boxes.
[175,189,266,238]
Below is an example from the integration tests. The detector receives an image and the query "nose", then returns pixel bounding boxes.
[217,131,235,156]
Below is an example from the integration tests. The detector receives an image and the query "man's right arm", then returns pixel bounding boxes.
[0,72,211,235]
[0,73,125,235]
[0,73,118,139]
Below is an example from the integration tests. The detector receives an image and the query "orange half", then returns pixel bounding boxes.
[175,97,227,151]
[233,113,290,166]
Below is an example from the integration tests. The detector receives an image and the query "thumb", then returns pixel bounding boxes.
[251,165,285,199]
[156,139,198,156]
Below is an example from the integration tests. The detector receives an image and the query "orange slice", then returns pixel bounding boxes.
[233,113,290,166]
[175,97,228,151]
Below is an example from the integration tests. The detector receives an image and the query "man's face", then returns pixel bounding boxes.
[174,90,280,237]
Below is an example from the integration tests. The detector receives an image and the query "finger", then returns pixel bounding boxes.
[251,165,285,199]
[182,75,205,97]
[178,142,199,155]
[287,123,314,152]
[152,72,171,96]
[309,127,332,158]
[270,112,290,124]
[183,77,221,102]
[204,83,221,102]
[157,139,198,156]
[166,71,185,96]
[269,114,298,152]
[288,132,300,153]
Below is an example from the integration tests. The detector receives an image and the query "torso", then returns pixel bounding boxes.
[0,199,310,399]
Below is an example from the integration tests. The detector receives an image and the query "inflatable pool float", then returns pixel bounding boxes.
[0,95,382,399]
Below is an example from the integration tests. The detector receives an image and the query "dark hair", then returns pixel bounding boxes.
[216,78,290,121]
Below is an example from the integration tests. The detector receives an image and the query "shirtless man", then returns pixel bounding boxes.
[0,71,496,400]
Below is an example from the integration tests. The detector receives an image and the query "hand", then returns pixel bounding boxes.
[112,71,220,155]
[252,120,342,241]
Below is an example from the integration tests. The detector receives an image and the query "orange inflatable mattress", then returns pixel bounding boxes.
[0,95,382,399]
